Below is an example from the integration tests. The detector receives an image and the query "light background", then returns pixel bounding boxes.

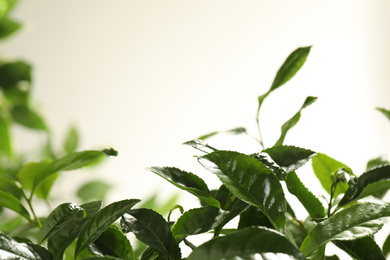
[3,0,390,255]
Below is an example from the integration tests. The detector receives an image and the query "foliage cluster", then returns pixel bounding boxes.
[2,1,390,260]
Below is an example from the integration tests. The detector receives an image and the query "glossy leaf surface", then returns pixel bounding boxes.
[147,166,220,207]
[339,165,390,207]
[0,232,52,260]
[311,153,350,197]
[300,202,390,256]
[263,145,315,173]
[274,96,317,146]
[172,206,228,239]
[91,226,134,260]
[75,199,140,258]
[121,208,181,260]
[47,201,102,260]
[187,227,305,260]
[39,202,84,243]
[286,171,325,219]
[333,236,385,260]
[199,151,286,230]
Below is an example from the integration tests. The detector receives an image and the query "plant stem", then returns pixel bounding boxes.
[256,114,265,149]
[328,183,336,218]
[22,190,42,229]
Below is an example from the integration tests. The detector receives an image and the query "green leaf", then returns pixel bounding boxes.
[333,236,386,260]
[147,166,220,208]
[0,113,11,157]
[48,201,102,260]
[0,232,53,259]
[238,205,274,230]
[0,61,31,89]
[63,125,78,154]
[338,165,390,207]
[0,17,22,40]
[0,191,31,221]
[39,203,85,244]
[187,226,305,260]
[383,232,390,257]
[197,127,247,140]
[90,226,135,260]
[376,107,390,121]
[284,213,308,248]
[183,139,217,153]
[0,216,23,234]
[300,202,390,256]
[121,208,181,260]
[366,155,389,171]
[51,150,108,172]
[274,96,317,146]
[77,180,111,203]
[0,175,22,198]
[11,105,47,130]
[199,151,286,231]
[81,257,122,260]
[172,207,228,239]
[286,171,325,219]
[263,145,316,173]
[311,153,350,197]
[75,199,140,258]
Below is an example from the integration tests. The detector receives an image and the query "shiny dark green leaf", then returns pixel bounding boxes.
[140,247,158,260]
[199,151,286,230]
[238,205,274,230]
[0,232,52,259]
[284,213,307,248]
[0,18,22,40]
[338,165,390,207]
[172,207,228,239]
[48,201,102,260]
[0,113,11,157]
[0,191,30,221]
[286,171,325,219]
[312,153,350,197]
[39,203,84,244]
[263,145,315,173]
[183,139,217,153]
[300,202,390,256]
[75,199,140,258]
[11,105,47,130]
[121,208,181,260]
[147,166,220,208]
[63,125,78,154]
[77,180,111,203]
[274,96,317,146]
[91,226,134,260]
[0,61,31,89]
[383,232,390,257]
[376,107,390,121]
[102,148,118,156]
[187,226,305,260]
[333,236,385,260]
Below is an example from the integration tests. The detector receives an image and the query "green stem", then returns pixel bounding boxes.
[22,190,42,229]
[328,183,336,218]
[255,113,264,149]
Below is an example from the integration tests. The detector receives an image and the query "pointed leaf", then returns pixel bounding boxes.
[376,107,390,121]
[75,199,140,258]
[172,207,228,239]
[91,226,135,260]
[333,236,385,260]
[199,151,286,231]
[183,139,217,153]
[383,232,390,257]
[263,145,315,173]
[197,127,247,140]
[339,165,390,207]
[48,201,102,260]
[187,226,305,260]
[0,17,21,40]
[0,191,30,221]
[39,203,85,243]
[286,171,325,219]
[0,232,52,260]
[366,155,389,171]
[300,202,390,256]
[147,166,220,208]
[64,125,79,154]
[312,153,350,197]
[274,96,317,146]
[121,208,181,260]
[0,175,22,198]
[11,105,47,130]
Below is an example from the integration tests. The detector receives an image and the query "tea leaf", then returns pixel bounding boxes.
[197,127,247,140]
[0,17,22,40]
[11,105,47,131]
[376,107,390,121]
[333,236,385,260]
[121,208,181,260]
[77,180,111,203]
[186,227,305,260]
[199,151,286,230]
[0,60,31,89]
[311,153,350,197]
[64,125,78,154]
[383,233,390,257]
[75,199,140,258]
[274,96,317,146]
[147,166,220,208]
[338,165,390,207]
[0,191,30,221]
[183,139,217,153]
[300,202,390,256]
